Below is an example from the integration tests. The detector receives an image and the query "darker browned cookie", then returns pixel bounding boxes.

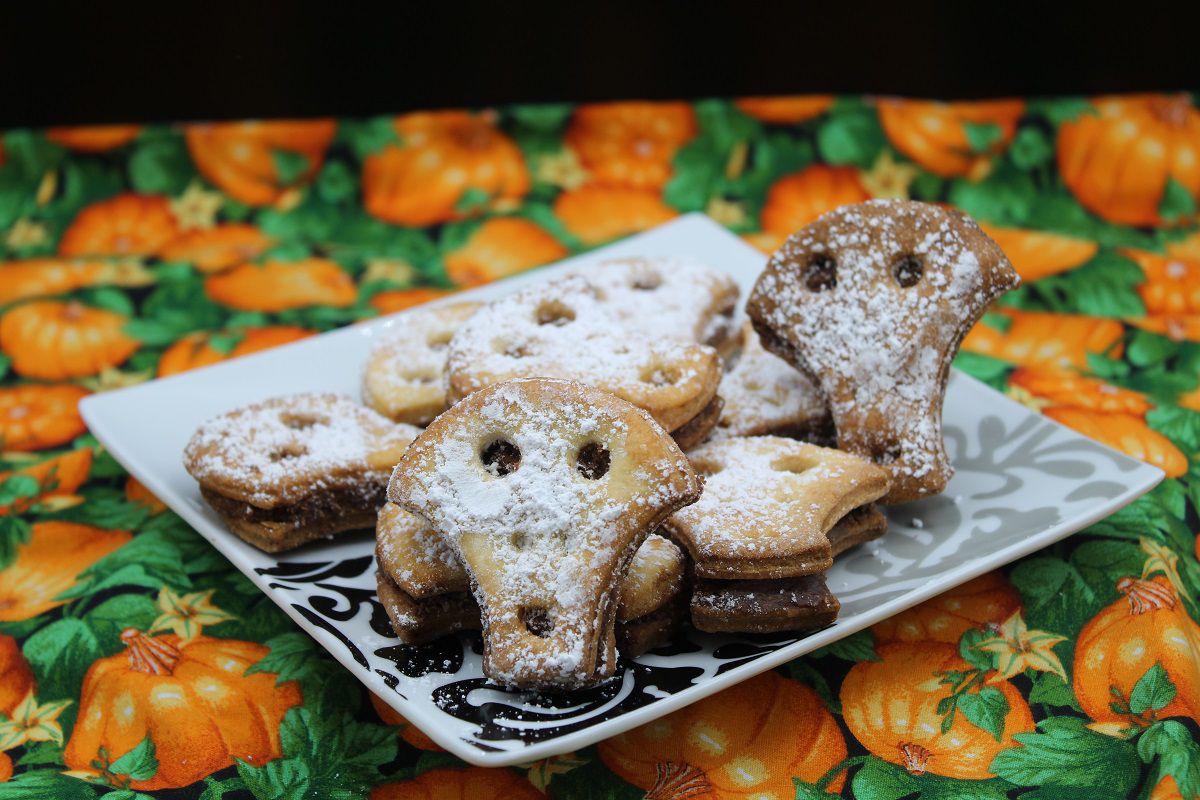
[747,200,1020,504]
[691,574,840,634]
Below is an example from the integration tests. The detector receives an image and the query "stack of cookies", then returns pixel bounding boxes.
[184,199,1019,691]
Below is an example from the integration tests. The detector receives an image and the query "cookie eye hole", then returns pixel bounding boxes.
[519,606,553,638]
[426,331,453,350]
[510,532,527,550]
[640,363,683,386]
[771,455,816,474]
[804,255,837,292]
[280,413,324,430]
[535,300,576,327]
[269,444,308,462]
[631,271,662,290]
[493,339,532,358]
[481,439,521,476]
[892,255,923,288]
[878,444,903,464]
[576,442,611,480]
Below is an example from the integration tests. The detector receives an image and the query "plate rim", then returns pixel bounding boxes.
[79,213,1166,766]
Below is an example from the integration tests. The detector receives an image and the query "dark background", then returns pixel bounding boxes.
[3,5,1198,129]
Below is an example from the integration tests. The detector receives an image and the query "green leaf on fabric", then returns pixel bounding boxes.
[109,735,159,782]
[316,160,357,203]
[53,486,149,530]
[964,122,1003,154]
[0,770,97,800]
[1009,127,1053,169]
[1129,662,1177,714]
[793,782,842,800]
[1128,330,1179,367]
[948,164,1036,225]
[453,187,492,215]
[246,632,323,683]
[84,593,159,656]
[83,286,136,316]
[198,776,246,800]
[15,740,64,767]
[338,117,400,159]
[1159,176,1197,225]
[990,716,1138,793]
[22,617,101,702]
[1028,672,1082,711]
[103,791,157,800]
[957,687,1011,742]
[271,149,311,187]
[1027,97,1096,126]
[810,628,878,662]
[0,354,9,381]
[128,136,195,195]
[910,171,945,201]
[1147,406,1200,452]
[665,138,722,213]
[816,106,885,168]
[1138,720,1200,798]
[959,627,995,671]
[509,103,573,132]
[1025,249,1145,318]
[1069,539,1145,606]
[1008,556,1096,640]
[0,513,32,571]
[851,757,1012,800]
[952,351,1011,391]
[237,757,311,800]
[545,752,644,800]
[58,529,191,599]
[786,660,841,714]
[0,474,39,506]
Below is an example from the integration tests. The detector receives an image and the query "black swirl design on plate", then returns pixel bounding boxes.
[374,633,468,678]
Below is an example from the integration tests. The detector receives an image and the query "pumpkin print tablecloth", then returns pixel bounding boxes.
[0,95,1198,800]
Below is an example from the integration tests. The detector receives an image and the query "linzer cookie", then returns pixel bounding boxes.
[444,262,732,433]
[387,378,701,690]
[375,504,688,655]
[664,436,890,580]
[715,322,831,440]
[183,393,420,553]
[747,199,1019,503]
[362,302,481,425]
[691,574,839,634]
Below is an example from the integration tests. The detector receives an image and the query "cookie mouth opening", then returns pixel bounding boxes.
[481,438,521,476]
[269,443,308,461]
[641,363,683,387]
[535,300,576,327]
[520,606,554,637]
[576,442,611,479]
[892,254,924,288]
[804,254,837,291]
[631,271,663,290]
[279,412,326,430]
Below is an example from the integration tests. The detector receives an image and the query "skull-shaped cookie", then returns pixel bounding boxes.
[747,200,1020,503]
[183,393,420,552]
[387,378,701,690]
[444,260,733,433]
[363,301,481,425]
[664,436,890,580]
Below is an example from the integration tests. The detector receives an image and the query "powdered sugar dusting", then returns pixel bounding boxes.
[184,393,420,507]
[716,321,829,438]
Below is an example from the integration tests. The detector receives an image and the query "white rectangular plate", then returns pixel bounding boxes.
[81,214,1164,767]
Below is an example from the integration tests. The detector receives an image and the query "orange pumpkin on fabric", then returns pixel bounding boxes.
[157,224,275,273]
[185,119,337,206]
[1009,366,1153,416]
[598,671,847,798]
[553,185,677,246]
[0,447,91,516]
[962,308,1125,370]
[976,224,1099,282]
[156,325,314,377]
[0,634,34,715]
[760,165,870,236]
[1074,576,1200,726]
[1151,774,1185,800]
[58,194,180,257]
[1127,315,1200,343]
[1058,94,1200,227]
[877,98,1025,178]
[872,572,1021,645]
[0,300,140,380]
[369,767,542,800]
[564,101,698,189]
[204,259,356,311]
[124,475,166,514]
[0,384,89,451]
[841,642,1035,780]
[369,288,455,316]
[0,521,131,621]
[443,217,568,288]
[1122,250,1200,325]
[363,111,529,226]
[734,95,835,124]
[64,629,301,790]
[1167,231,1200,262]
[368,692,442,751]
[0,258,150,306]
[1044,408,1188,477]
[46,124,142,152]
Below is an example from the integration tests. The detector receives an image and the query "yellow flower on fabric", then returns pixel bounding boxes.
[4,218,49,249]
[975,610,1068,682]
[518,751,588,793]
[0,692,71,750]
[363,258,419,287]
[170,182,224,230]
[535,149,589,190]
[705,198,748,228]
[1140,537,1191,600]
[149,587,236,642]
[859,150,920,199]
[1005,383,1052,413]
[79,366,154,393]
[35,170,58,206]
